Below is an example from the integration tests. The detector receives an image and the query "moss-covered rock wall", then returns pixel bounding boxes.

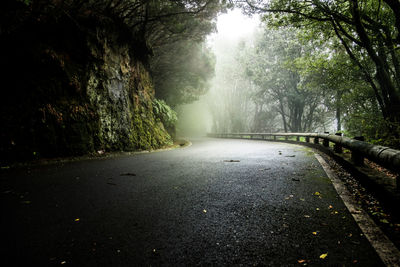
[0,15,172,163]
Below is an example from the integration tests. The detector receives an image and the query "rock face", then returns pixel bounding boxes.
[0,17,172,162]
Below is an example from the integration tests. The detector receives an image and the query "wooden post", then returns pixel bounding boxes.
[323,132,329,147]
[273,135,276,141]
[334,132,343,153]
[351,136,365,166]
[296,136,300,142]
[313,137,319,144]
[305,136,310,143]
[285,136,288,141]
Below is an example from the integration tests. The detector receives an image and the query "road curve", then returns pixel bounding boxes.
[1,138,384,266]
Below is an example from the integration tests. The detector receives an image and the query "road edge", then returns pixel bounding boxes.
[1,139,192,170]
[315,153,400,266]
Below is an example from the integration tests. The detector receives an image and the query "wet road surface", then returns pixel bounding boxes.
[1,138,384,266]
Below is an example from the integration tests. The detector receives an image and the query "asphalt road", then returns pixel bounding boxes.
[1,138,384,266]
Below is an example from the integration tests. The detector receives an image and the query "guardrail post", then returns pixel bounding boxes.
[314,137,319,144]
[305,136,310,143]
[351,136,365,166]
[323,132,329,147]
[334,132,343,153]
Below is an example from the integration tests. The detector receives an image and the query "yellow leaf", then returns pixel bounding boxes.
[75,218,80,222]
[316,208,320,211]
[329,205,333,209]
[203,209,207,213]
[298,259,306,263]
[320,253,328,259]
[312,231,318,235]
[314,192,321,196]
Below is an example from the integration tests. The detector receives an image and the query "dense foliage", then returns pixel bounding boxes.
[228,0,400,147]
[151,40,216,107]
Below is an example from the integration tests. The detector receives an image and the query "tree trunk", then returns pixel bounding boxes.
[336,90,342,132]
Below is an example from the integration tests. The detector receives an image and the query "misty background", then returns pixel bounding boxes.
[177,9,260,137]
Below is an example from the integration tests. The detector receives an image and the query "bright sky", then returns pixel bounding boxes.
[208,9,260,44]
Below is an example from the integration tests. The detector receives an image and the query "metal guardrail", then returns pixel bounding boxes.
[207,132,400,189]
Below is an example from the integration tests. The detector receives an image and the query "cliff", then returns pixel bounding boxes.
[0,8,173,163]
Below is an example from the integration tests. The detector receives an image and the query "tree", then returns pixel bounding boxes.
[150,40,216,107]
[243,28,325,132]
[239,0,400,138]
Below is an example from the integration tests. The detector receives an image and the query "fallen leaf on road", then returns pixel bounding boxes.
[224,160,240,162]
[312,231,318,235]
[203,209,207,213]
[329,205,333,209]
[304,215,310,218]
[285,155,296,157]
[298,259,306,263]
[380,219,389,224]
[259,168,271,171]
[316,208,320,211]
[75,218,80,222]
[120,172,136,176]
[300,198,305,201]
[319,253,328,259]
[314,192,321,196]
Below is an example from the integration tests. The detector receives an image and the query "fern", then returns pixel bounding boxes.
[153,99,177,128]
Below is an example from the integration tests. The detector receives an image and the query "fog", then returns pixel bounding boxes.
[176,9,260,137]
[177,8,339,138]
